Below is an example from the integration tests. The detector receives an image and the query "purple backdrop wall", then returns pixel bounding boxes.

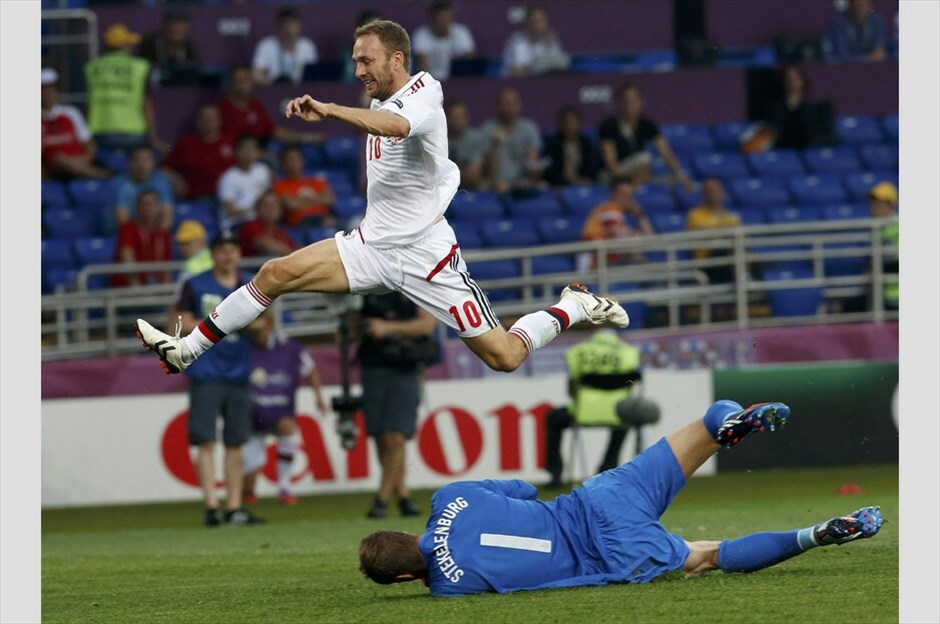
[706,0,899,48]
[42,322,898,399]
[92,0,673,64]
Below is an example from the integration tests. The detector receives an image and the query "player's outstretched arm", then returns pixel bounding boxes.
[285,95,409,138]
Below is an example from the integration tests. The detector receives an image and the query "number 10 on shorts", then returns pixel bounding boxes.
[448,301,482,332]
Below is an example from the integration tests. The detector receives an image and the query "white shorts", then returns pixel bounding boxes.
[334,219,500,338]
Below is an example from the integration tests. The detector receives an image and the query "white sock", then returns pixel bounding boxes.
[277,435,298,493]
[507,298,585,353]
[182,282,272,358]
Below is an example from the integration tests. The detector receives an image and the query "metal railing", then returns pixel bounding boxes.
[40,217,898,361]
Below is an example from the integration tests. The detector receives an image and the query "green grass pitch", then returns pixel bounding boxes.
[42,464,898,623]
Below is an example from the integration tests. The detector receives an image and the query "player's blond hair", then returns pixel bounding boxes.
[354,20,411,70]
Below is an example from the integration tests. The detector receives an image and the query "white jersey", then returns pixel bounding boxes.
[360,72,460,248]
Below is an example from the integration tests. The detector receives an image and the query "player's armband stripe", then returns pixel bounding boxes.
[480,533,552,553]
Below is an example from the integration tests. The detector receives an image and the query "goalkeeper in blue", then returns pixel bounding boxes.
[358,400,884,596]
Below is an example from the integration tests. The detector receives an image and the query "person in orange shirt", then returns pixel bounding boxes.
[271,146,337,227]
[685,178,741,283]
[580,177,653,268]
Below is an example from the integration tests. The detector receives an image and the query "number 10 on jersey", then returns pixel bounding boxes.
[368,136,381,160]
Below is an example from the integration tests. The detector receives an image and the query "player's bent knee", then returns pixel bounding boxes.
[255,257,297,297]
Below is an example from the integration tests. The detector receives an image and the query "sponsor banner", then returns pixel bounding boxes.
[41,371,712,508]
[714,362,899,471]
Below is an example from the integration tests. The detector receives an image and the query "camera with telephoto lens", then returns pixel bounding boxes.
[332,395,362,450]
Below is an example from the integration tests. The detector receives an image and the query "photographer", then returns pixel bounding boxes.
[358,292,439,519]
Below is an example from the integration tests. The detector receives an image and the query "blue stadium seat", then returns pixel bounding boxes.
[42,180,70,210]
[650,151,693,178]
[43,267,79,294]
[281,226,305,248]
[537,217,582,244]
[767,205,821,224]
[531,255,575,275]
[788,174,847,206]
[73,236,116,267]
[836,115,884,145]
[881,113,899,142]
[308,168,354,196]
[504,190,563,219]
[692,152,750,180]
[173,200,218,236]
[451,222,483,249]
[660,124,714,155]
[333,195,367,220]
[42,209,96,239]
[96,147,129,175]
[843,171,899,200]
[651,213,685,233]
[633,184,674,213]
[68,178,113,206]
[448,191,504,221]
[858,144,899,171]
[823,242,868,277]
[42,238,78,270]
[710,122,750,151]
[736,207,766,226]
[323,136,358,173]
[674,185,702,211]
[470,259,522,280]
[823,202,869,221]
[559,184,608,217]
[747,149,805,178]
[730,177,790,208]
[803,146,862,174]
[763,267,822,317]
[481,219,539,248]
[305,226,339,245]
[299,144,328,169]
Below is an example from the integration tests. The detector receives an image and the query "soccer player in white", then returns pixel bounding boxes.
[136,20,629,376]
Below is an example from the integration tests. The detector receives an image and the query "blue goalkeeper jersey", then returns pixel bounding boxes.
[418,479,620,597]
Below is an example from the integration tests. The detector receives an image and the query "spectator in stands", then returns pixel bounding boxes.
[869,181,898,309]
[175,219,213,279]
[598,84,694,192]
[543,105,597,187]
[138,9,201,87]
[272,146,337,228]
[764,65,838,150]
[112,145,175,230]
[239,191,301,259]
[111,188,172,288]
[445,100,487,191]
[581,178,654,267]
[218,65,324,150]
[502,3,570,77]
[824,0,887,62]
[685,178,741,284]
[412,1,476,81]
[162,102,237,200]
[84,23,166,154]
[480,87,546,195]
[252,7,318,85]
[218,135,273,232]
[41,68,110,181]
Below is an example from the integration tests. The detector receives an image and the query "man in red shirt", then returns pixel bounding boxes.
[238,191,300,258]
[272,145,336,227]
[111,188,173,287]
[217,65,323,149]
[41,68,110,180]
[162,102,236,199]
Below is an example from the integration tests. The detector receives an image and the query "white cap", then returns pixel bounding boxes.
[41,68,59,86]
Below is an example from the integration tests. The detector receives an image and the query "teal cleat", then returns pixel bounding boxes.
[815,506,884,545]
[715,402,790,448]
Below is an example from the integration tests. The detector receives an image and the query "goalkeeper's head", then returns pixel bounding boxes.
[359,530,427,585]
